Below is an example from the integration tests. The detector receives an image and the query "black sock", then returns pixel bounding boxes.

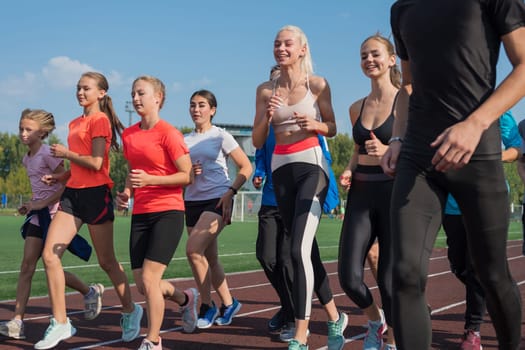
[180,292,189,307]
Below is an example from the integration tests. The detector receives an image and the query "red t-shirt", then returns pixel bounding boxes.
[122,119,189,214]
[66,112,113,189]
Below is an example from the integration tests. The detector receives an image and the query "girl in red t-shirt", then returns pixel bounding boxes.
[116,76,195,350]
[35,72,143,350]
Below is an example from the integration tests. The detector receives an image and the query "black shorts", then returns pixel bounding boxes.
[129,210,184,269]
[184,198,225,227]
[25,223,44,239]
[59,185,114,225]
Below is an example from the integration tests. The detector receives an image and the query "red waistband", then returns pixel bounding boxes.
[274,136,319,155]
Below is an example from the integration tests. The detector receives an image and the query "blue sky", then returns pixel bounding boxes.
[1,0,524,142]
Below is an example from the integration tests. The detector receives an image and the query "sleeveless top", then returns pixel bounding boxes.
[271,74,321,134]
[352,94,398,155]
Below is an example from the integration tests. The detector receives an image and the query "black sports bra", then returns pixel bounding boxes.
[352,94,398,155]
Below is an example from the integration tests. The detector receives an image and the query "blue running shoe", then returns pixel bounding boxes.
[288,339,308,350]
[363,309,386,350]
[121,303,143,342]
[34,318,76,350]
[197,302,219,329]
[215,298,242,326]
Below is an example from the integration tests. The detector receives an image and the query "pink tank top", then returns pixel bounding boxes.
[271,75,321,133]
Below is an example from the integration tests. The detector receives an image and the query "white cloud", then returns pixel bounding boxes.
[190,77,212,88]
[0,72,38,97]
[42,56,95,89]
[172,81,184,92]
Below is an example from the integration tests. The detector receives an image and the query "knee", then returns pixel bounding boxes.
[186,249,202,264]
[19,259,37,277]
[338,267,363,298]
[41,248,60,268]
[256,251,276,272]
[393,261,425,293]
[97,257,118,274]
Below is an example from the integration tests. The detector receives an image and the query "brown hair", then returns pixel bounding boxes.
[20,108,56,139]
[361,34,401,89]
[80,72,124,151]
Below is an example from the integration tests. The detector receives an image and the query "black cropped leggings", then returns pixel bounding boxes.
[391,155,521,350]
[338,170,394,326]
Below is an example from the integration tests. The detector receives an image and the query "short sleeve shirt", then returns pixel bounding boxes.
[22,144,63,224]
[184,125,239,201]
[391,0,525,160]
[122,120,189,214]
[66,112,113,189]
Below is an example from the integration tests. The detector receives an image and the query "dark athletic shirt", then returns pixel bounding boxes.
[353,97,396,155]
[391,0,525,160]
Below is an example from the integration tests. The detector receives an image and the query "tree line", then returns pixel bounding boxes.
[1,130,523,209]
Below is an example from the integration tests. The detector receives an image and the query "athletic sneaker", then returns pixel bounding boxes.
[197,301,219,329]
[137,337,162,350]
[384,344,397,350]
[34,317,76,350]
[215,298,242,326]
[288,339,308,350]
[121,303,144,342]
[280,323,310,343]
[84,283,104,320]
[0,319,25,339]
[180,288,198,333]
[363,309,386,350]
[460,329,482,350]
[327,312,348,350]
[268,308,286,332]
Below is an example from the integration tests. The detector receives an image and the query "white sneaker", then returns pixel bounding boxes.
[180,288,198,333]
[34,318,76,350]
[0,319,25,339]
[84,283,104,320]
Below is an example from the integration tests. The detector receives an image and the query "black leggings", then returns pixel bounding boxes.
[272,161,332,320]
[338,167,394,326]
[256,205,294,323]
[443,214,486,331]
[391,155,521,350]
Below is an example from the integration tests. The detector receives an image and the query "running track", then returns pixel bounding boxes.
[1,242,524,349]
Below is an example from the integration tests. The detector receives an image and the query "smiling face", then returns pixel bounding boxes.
[131,79,162,117]
[76,76,105,109]
[189,94,216,128]
[360,38,396,80]
[273,29,306,67]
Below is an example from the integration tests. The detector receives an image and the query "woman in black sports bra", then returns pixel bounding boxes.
[338,34,400,350]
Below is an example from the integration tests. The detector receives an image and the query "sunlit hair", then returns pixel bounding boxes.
[270,64,281,81]
[132,75,166,109]
[190,89,217,120]
[80,71,124,151]
[19,108,55,140]
[361,34,401,89]
[277,25,314,75]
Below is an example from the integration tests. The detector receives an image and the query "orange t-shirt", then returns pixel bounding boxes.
[66,112,113,189]
[122,119,189,214]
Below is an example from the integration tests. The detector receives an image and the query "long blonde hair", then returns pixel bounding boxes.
[277,25,314,75]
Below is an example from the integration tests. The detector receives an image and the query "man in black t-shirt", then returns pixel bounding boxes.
[382,1,525,349]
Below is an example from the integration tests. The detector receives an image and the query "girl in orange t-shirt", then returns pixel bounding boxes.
[116,76,195,350]
[35,72,143,350]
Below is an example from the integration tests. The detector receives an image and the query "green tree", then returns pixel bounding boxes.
[5,166,30,196]
[327,133,354,200]
[109,150,128,196]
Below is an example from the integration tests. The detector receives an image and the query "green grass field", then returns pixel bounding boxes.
[0,215,522,301]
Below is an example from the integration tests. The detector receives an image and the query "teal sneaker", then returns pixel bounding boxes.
[288,339,308,350]
[34,317,76,350]
[327,312,348,350]
[120,303,143,342]
[215,298,242,326]
[363,309,386,350]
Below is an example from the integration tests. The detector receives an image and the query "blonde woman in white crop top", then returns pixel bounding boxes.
[252,25,347,350]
